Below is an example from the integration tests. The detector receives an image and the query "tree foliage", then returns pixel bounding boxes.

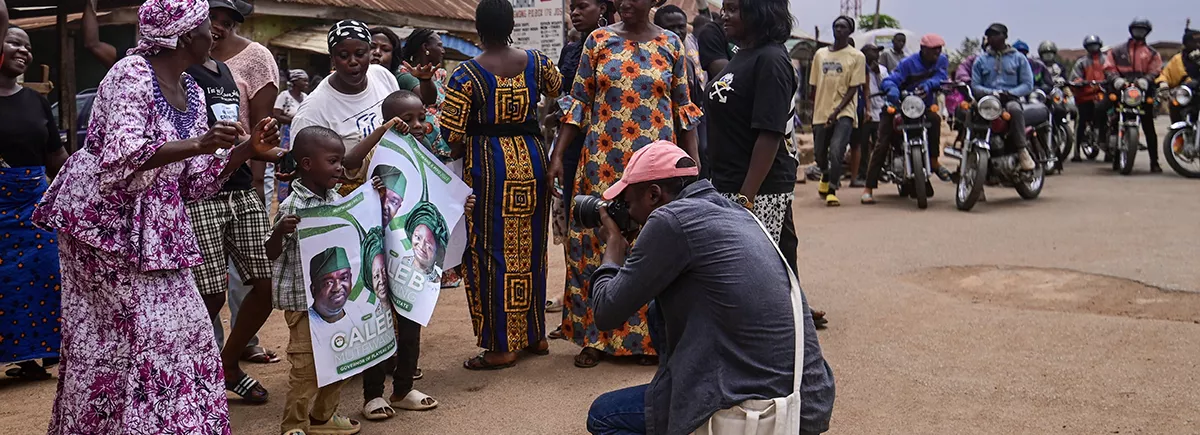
[858,14,900,31]
[948,37,982,73]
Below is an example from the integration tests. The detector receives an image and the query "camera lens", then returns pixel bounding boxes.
[572,195,607,229]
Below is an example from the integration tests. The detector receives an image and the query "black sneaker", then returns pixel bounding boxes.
[1151,163,1163,173]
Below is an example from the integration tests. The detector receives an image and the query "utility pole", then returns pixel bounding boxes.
[873,0,881,30]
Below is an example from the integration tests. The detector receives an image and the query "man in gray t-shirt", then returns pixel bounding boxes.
[880,32,907,72]
[585,142,835,435]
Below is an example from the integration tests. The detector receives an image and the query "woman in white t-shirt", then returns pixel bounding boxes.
[290,20,400,196]
[275,69,309,148]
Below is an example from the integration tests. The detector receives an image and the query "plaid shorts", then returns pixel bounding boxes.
[185,189,273,296]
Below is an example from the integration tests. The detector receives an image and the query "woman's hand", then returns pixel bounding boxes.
[547,155,564,198]
[403,61,437,81]
[464,194,476,214]
[250,117,281,157]
[197,121,244,155]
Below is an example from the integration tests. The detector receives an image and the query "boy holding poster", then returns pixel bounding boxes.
[267,126,362,435]
[355,90,450,420]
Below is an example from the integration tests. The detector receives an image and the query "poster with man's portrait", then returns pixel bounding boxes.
[297,190,398,387]
[367,131,472,326]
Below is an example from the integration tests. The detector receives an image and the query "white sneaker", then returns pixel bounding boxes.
[1018,148,1036,171]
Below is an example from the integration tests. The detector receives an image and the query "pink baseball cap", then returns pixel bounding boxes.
[920,33,946,48]
[602,141,699,200]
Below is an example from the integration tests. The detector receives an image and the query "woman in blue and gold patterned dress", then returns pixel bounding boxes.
[440,0,562,370]
[547,0,702,368]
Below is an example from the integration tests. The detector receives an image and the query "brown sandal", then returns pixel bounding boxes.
[573,348,603,368]
[462,352,516,371]
[524,340,550,356]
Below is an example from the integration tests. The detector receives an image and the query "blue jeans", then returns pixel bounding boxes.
[587,384,648,435]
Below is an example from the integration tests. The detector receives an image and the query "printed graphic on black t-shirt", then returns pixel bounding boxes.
[706,44,798,195]
[187,60,252,192]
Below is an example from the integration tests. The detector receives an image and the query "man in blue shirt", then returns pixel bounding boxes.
[861,34,950,204]
[972,23,1037,170]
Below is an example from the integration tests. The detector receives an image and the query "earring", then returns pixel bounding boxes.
[425,50,430,56]
[598,16,609,27]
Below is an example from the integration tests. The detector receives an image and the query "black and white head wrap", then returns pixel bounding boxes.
[328,19,371,52]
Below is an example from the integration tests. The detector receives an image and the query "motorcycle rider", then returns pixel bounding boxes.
[1015,40,1054,91]
[971,23,1038,171]
[1070,35,1111,162]
[861,33,950,204]
[1155,28,1200,125]
[951,43,981,147]
[1105,18,1164,172]
[1038,41,1066,83]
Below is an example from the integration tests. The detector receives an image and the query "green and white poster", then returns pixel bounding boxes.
[367,131,472,327]
[297,188,397,387]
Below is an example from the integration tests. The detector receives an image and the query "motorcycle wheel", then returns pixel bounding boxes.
[956,148,988,211]
[1163,127,1200,178]
[1119,125,1139,175]
[912,147,928,210]
[1052,124,1071,171]
[1082,128,1101,160]
[1015,163,1045,199]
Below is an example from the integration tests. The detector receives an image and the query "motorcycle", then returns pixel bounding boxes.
[1163,80,1200,178]
[943,82,1051,212]
[877,90,938,209]
[1066,81,1106,160]
[1045,78,1075,172]
[1106,76,1155,175]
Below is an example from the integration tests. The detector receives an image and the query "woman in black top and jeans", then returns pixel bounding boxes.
[0,25,68,380]
[704,0,797,245]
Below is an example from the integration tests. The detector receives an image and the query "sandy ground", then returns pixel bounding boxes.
[2,118,1199,434]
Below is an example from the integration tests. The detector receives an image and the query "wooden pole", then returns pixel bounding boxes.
[57,9,78,153]
[873,0,881,30]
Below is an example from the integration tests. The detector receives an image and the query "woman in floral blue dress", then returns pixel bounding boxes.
[548,0,702,368]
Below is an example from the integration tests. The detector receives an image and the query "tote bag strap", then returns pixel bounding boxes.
[744,210,805,396]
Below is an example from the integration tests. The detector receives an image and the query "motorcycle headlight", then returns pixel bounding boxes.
[900,95,926,119]
[1136,78,1150,90]
[1122,87,1143,106]
[1172,86,1193,106]
[1029,89,1047,104]
[978,95,1003,121]
[1113,77,1127,89]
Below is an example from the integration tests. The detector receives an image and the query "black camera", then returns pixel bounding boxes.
[573,195,632,233]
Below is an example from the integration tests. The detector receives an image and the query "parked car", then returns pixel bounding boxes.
[51,88,98,146]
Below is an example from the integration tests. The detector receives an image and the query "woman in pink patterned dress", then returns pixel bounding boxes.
[32,0,279,432]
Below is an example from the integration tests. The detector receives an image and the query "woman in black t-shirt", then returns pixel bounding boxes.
[705,0,797,243]
[0,25,67,380]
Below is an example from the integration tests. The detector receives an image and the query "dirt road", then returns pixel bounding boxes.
[1,120,1198,434]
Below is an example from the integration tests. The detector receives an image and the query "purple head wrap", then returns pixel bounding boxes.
[128,0,210,57]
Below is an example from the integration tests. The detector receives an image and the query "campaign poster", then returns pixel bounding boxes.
[367,131,472,326]
[510,0,565,61]
[296,189,398,387]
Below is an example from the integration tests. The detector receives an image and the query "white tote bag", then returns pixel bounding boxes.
[692,212,805,435]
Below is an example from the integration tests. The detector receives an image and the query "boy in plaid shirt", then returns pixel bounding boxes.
[267,125,360,435]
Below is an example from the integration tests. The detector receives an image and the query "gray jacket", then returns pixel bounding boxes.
[590,180,835,435]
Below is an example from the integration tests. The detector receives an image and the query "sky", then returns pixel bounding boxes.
[788,0,1194,52]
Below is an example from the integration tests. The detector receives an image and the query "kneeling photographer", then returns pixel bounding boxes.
[581,141,834,435]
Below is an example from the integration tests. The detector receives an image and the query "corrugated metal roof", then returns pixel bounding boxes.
[270,25,480,60]
[274,0,479,22]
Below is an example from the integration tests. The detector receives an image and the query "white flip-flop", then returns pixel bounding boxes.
[362,397,395,421]
[391,389,438,411]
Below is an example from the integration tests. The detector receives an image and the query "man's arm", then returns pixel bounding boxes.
[1010,56,1034,97]
[590,211,690,331]
[919,55,950,95]
[0,0,8,41]
[83,0,118,68]
[971,57,998,95]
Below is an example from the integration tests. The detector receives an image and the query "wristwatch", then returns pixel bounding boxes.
[734,193,755,211]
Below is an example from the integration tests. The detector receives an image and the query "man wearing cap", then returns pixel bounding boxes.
[1105,18,1164,172]
[309,247,355,325]
[1157,29,1200,128]
[585,141,835,435]
[972,23,1038,171]
[861,34,951,204]
[372,164,408,222]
